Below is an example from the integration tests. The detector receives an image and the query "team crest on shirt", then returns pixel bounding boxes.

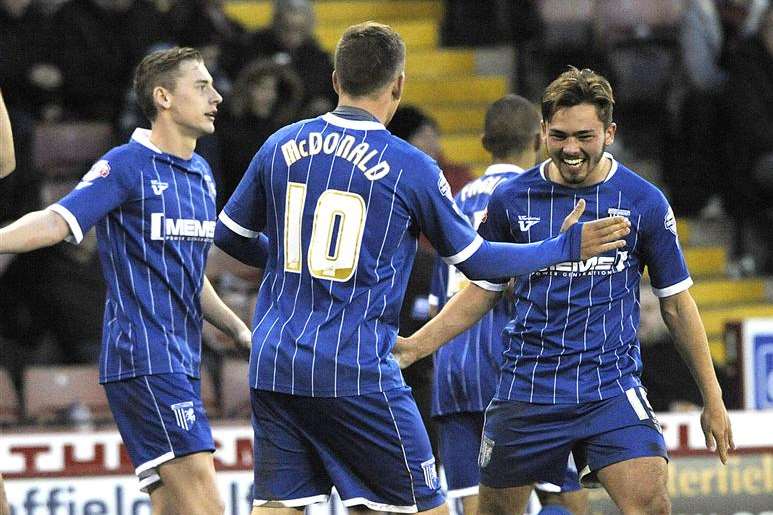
[170,401,196,431]
[607,207,631,218]
[150,179,168,195]
[517,215,540,232]
[421,458,440,489]
[203,174,217,198]
[478,435,495,468]
[75,160,111,190]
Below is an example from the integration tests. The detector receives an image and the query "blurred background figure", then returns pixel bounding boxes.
[217,59,303,207]
[223,0,335,118]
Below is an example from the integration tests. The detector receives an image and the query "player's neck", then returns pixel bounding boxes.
[148,119,197,160]
[492,150,537,171]
[335,96,392,125]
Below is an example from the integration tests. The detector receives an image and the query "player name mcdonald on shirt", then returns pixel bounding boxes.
[281,131,391,181]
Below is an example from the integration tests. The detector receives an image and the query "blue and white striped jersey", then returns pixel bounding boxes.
[478,154,691,404]
[219,111,482,397]
[52,129,217,383]
[428,164,524,416]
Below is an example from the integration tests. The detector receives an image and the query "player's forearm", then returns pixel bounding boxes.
[410,283,501,360]
[456,224,581,280]
[660,291,723,404]
[0,90,16,178]
[200,275,249,339]
[0,210,70,253]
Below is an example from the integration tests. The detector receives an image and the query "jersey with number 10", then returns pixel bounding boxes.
[429,164,524,416]
[478,154,692,404]
[220,112,482,397]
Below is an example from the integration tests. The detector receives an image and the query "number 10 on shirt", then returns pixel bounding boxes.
[284,182,367,281]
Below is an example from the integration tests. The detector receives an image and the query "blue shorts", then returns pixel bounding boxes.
[436,411,581,496]
[251,386,445,512]
[104,373,215,492]
[479,387,667,489]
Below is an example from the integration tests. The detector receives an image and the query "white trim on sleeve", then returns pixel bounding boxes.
[472,280,508,292]
[443,234,483,265]
[48,204,84,244]
[218,211,260,238]
[651,276,693,298]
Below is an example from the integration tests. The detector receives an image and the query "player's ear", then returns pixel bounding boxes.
[332,70,340,96]
[153,86,172,112]
[604,122,617,146]
[391,72,404,101]
[533,132,542,154]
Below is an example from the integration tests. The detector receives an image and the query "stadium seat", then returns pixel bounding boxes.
[23,365,110,424]
[32,121,114,178]
[0,367,20,424]
[220,358,250,419]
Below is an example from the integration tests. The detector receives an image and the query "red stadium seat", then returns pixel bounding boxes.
[220,358,250,419]
[32,121,114,178]
[23,365,111,424]
[0,367,20,424]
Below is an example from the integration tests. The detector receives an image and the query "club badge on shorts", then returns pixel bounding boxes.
[478,435,495,468]
[171,401,196,431]
[421,458,440,489]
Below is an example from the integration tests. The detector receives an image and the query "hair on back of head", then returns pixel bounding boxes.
[334,22,405,97]
[482,94,541,159]
[134,46,202,122]
[541,66,615,126]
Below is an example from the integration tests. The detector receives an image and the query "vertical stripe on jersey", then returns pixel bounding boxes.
[184,171,203,373]
[625,214,644,373]
[283,123,329,392]
[372,168,405,392]
[595,186,604,400]
[152,159,178,373]
[530,185,554,403]
[253,143,282,389]
[135,179,154,374]
[105,219,130,377]
[611,191,625,394]
[334,131,369,397]
[169,165,192,372]
[555,193,578,403]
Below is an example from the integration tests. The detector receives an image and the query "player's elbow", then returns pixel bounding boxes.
[213,222,235,253]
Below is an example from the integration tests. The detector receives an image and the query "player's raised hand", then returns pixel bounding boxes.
[560,199,631,260]
[392,336,419,369]
[701,400,735,464]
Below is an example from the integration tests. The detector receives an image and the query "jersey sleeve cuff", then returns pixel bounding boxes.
[442,234,483,265]
[48,204,83,244]
[651,276,693,298]
[218,210,260,238]
[472,279,508,292]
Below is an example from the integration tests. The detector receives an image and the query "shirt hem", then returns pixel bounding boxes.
[100,368,200,384]
[251,380,404,397]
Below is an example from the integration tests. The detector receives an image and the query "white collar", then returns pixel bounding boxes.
[131,128,163,154]
[484,163,526,176]
[539,152,618,183]
[321,112,386,131]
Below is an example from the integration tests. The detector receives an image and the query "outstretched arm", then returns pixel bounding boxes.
[659,289,734,463]
[0,209,70,253]
[0,90,16,178]
[213,219,269,268]
[200,275,252,352]
[393,283,501,368]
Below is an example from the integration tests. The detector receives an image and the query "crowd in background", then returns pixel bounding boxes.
[0,0,771,425]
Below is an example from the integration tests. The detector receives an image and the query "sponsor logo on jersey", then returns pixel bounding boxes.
[478,436,495,468]
[536,249,628,277]
[170,401,196,431]
[607,207,631,218]
[664,207,677,236]
[421,458,439,489]
[517,215,540,232]
[75,160,111,190]
[150,213,215,241]
[150,179,168,195]
[281,132,391,180]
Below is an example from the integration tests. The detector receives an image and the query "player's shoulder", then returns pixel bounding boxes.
[388,134,439,169]
[490,163,543,197]
[263,118,316,149]
[611,158,668,204]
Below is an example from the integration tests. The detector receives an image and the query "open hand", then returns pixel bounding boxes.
[560,199,630,260]
[701,400,735,464]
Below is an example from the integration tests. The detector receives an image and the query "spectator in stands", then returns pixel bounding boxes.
[389,105,474,195]
[223,0,335,118]
[52,0,170,122]
[719,4,773,274]
[217,59,303,207]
